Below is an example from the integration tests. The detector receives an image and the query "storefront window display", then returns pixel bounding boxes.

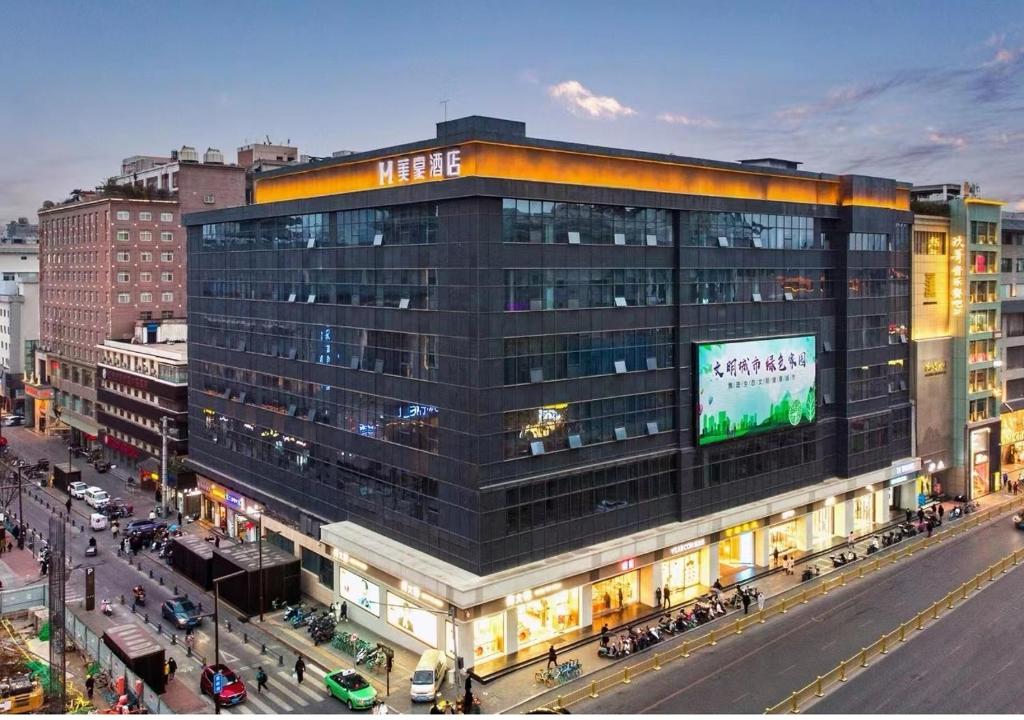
[339,568,380,617]
[591,571,638,617]
[515,588,580,649]
[853,495,873,534]
[811,507,834,550]
[662,548,706,599]
[386,592,438,648]
[472,613,505,663]
[971,428,991,499]
[719,532,755,566]
[768,520,803,556]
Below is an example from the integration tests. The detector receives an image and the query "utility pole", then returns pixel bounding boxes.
[16,465,23,549]
[160,416,169,515]
[257,513,264,622]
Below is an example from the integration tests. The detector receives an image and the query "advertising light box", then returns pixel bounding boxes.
[697,336,816,446]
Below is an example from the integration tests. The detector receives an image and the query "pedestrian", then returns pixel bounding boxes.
[294,656,305,684]
[177,510,182,526]
[772,546,779,569]
[163,660,170,685]
[256,666,268,694]
[781,554,789,575]
[1003,472,1009,492]
[547,645,557,669]
[167,657,177,682]
[938,505,945,521]
[600,623,609,647]
[757,590,766,612]
[848,531,855,549]
[927,519,934,538]
[663,585,671,609]
[65,497,72,515]
[917,508,925,523]
[905,508,912,524]
[214,536,221,548]
[340,600,348,622]
[85,674,95,700]
[185,630,195,657]
[741,590,751,615]
[654,586,662,609]
[617,586,623,608]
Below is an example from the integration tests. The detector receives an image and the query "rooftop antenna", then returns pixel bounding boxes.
[265,134,272,145]
[440,99,449,123]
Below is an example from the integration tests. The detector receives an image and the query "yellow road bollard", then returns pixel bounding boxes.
[589,681,598,699]
[801,590,809,605]
[840,571,847,587]
[989,565,996,582]
[961,581,968,600]
[790,691,799,714]
[858,564,864,579]
[1002,558,1009,574]
[860,647,869,668]
[682,640,690,658]
[838,660,847,682]
[822,579,829,596]
[623,667,631,684]
[898,622,906,642]
[814,675,824,698]
[781,597,788,614]
[556,696,563,710]
[915,612,923,631]
[653,652,661,670]
[932,602,940,620]
[880,633,888,655]
[734,619,742,636]
[709,628,717,647]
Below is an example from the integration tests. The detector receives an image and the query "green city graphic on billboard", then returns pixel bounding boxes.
[697,336,816,446]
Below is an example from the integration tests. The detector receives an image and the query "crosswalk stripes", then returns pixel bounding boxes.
[288,676,325,703]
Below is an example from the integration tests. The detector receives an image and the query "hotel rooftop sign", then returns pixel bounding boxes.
[253,140,910,212]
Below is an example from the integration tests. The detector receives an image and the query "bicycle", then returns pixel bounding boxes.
[534,668,555,687]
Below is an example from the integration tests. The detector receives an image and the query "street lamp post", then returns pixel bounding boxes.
[210,569,244,715]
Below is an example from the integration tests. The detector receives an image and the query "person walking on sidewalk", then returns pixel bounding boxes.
[256,667,268,694]
[65,497,72,516]
[547,645,557,669]
[167,657,177,682]
[757,590,766,612]
[85,674,94,701]
[294,656,306,684]
[654,586,662,609]
[905,508,912,524]
[663,585,671,609]
[938,505,945,522]
[848,531,855,549]
[185,629,195,657]
[340,600,348,622]
[741,590,751,615]
[773,546,779,569]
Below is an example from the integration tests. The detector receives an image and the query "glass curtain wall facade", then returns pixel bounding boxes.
[187,122,913,575]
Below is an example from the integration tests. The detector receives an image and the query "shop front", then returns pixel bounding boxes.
[719,521,760,568]
[661,539,709,601]
[810,506,834,550]
[591,570,639,618]
[1001,410,1024,483]
[511,585,580,651]
[24,384,52,435]
[471,612,506,664]
[852,494,874,535]
[970,427,993,498]
[338,566,381,617]
[768,517,805,557]
[197,477,259,541]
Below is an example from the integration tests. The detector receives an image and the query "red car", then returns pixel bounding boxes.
[200,664,247,707]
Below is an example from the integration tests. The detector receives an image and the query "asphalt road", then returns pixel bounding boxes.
[568,501,1024,714]
[812,544,1024,714]
[3,427,352,715]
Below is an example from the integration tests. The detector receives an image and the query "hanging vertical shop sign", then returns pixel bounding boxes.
[950,235,965,317]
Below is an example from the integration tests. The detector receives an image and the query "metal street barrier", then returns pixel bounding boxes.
[764,547,1024,713]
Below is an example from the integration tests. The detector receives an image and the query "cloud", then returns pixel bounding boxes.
[775,77,909,122]
[517,68,540,85]
[656,112,718,128]
[547,80,637,119]
[926,128,967,149]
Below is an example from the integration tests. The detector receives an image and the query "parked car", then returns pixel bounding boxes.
[1013,514,1024,530]
[325,669,377,710]
[68,481,88,500]
[94,461,111,473]
[83,487,110,509]
[162,596,202,629]
[125,519,167,541]
[0,415,24,427]
[101,500,133,520]
[200,664,246,708]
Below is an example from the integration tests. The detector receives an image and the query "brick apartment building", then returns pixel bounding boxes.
[31,151,244,449]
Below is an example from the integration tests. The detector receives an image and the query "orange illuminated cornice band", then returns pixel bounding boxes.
[253,141,910,211]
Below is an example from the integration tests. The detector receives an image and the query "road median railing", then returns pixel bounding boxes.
[764,546,1024,714]
[530,495,1024,714]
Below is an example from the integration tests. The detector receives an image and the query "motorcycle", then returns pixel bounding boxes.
[282,603,304,621]
[801,566,821,582]
[866,537,880,555]
[947,506,963,520]
[830,551,858,567]
[101,599,113,616]
[132,586,146,606]
[85,538,98,557]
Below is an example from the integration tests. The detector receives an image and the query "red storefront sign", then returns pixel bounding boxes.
[25,386,53,400]
[102,434,141,459]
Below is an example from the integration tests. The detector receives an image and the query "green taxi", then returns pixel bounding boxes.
[324,669,377,710]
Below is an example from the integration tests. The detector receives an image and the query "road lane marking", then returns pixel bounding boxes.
[821,639,836,649]
[778,663,797,675]
[243,693,278,714]
[859,619,873,628]
[732,692,750,704]
[291,679,325,702]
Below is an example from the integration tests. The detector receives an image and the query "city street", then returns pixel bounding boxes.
[812,544,1024,714]
[562,504,1024,714]
[4,426,359,714]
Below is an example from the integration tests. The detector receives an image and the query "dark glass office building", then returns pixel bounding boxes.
[186,117,917,663]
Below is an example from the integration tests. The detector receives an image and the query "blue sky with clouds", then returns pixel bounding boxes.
[2,0,1023,219]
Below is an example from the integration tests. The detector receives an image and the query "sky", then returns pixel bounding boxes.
[2,0,1024,221]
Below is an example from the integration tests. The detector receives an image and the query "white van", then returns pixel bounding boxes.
[84,487,110,509]
[90,513,108,531]
[410,649,447,702]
